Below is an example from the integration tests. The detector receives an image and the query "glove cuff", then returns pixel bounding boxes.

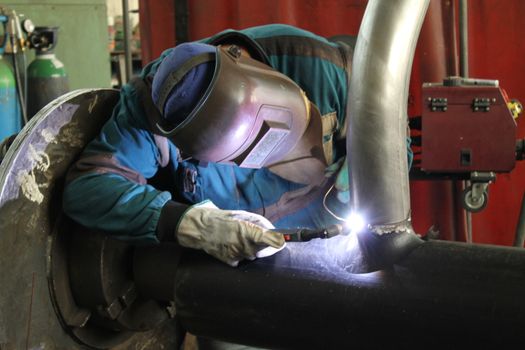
[156,200,190,241]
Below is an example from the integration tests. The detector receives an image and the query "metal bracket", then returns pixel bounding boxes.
[429,97,448,112]
[516,139,525,160]
[472,97,495,112]
[470,171,496,183]
[470,182,489,202]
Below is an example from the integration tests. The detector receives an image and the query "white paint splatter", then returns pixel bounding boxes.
[41,128,57,144]
[15,145,51,203]
[88,94,98,114]
[17,170,44,204]
[60,122,84,148]
[28,144,50,172]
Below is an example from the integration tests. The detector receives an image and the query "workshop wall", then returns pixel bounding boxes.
[410,0,525,246]
[139,0,367,64]
[467,0,525,245]
[4,0,111,89]
[187,0,366,40]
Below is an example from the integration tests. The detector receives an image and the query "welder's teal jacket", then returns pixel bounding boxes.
[63,24,411,243]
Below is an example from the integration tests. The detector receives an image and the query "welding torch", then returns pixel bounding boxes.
[273,224,347,242]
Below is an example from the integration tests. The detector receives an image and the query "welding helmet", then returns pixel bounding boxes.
[151,43,309,168]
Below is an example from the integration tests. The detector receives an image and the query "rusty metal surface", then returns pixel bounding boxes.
[0,89,178,349]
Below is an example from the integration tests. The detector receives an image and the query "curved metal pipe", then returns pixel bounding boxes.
[347,0,429,229]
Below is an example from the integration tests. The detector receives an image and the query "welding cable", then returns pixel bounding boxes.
[322,183,346,221]
[13,12,27,118]
[9,15,28,125]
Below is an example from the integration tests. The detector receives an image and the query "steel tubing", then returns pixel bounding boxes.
[166,239,525,348]
[347,0,429,227]
[459,0,469,78]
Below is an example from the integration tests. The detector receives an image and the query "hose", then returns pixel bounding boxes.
[8,12,27,125]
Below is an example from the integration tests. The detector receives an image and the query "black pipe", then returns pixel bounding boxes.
[9,32,27,125]
[514,192,525,247]
[134,238,525,348]
[174,0,189,44]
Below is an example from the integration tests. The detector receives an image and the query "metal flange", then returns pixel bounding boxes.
[0,89,178,349]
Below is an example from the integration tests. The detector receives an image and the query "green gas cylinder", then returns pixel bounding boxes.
[27,26,69,118]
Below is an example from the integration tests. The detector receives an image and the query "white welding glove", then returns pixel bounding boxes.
[176,200,286,267]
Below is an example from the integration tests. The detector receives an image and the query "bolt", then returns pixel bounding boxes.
[227,45,242,58]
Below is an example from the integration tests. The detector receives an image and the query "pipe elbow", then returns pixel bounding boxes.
[357,221,424,271]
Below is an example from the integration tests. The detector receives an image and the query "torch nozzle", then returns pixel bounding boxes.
[274,224,346,242]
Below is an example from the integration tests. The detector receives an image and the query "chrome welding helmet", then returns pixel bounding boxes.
[151,43,309,168]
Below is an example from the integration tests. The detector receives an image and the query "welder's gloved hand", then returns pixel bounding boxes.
[176,200,286,266]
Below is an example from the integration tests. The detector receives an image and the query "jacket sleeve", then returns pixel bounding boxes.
[63,83,180,243]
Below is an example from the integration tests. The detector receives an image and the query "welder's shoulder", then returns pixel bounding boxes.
[200,24,312,42]
[112,82,153,132]
[113,46,173,132]
[81,83,158,164]
[202,24,334,52]
[140,47,174,78]
[238,24,324,40]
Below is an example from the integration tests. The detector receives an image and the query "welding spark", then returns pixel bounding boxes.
[345,212,366,233]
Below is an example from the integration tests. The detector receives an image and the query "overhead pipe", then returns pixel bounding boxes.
[347,0,429,264]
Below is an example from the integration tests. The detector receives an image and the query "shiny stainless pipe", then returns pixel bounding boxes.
[347,0,429,231]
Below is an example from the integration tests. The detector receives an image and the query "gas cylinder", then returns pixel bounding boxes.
[0,55,21,141]
[0,15,21,141]
[27,26,69,118]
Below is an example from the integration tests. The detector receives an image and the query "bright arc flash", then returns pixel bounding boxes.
[345,212,366,233]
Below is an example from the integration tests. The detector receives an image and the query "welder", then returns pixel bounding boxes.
[63,24,412,271]
[62,22,413,350]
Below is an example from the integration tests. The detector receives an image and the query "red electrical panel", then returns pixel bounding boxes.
[421,80,516,173]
